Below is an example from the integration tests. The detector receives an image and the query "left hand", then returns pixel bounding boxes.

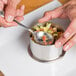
[38,0,76,51]
[0,0,25,27]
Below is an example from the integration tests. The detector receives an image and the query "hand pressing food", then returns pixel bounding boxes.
[39,0,76,51]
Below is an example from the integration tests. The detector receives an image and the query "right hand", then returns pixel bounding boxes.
[38,0,76,51]
[0,0,25,27]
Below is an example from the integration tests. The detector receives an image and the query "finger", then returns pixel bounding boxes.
[3,21,17,27]
[64,19,76,38]
[15,16,24,22]
[5,5,16,22]
[38,6,64,23]
[39,16,51,23]
[16,5,25,17]
[55,36,66,48]
[3,22,17,27]
[1,0,7,4]
[4,1,17,22]
[63,34,76,51]
[4,0,21,22]
[55,19,76,48]
[4,16,24,27]
[0,16,17,27]
[0,1,4,11]
[38,1,71,23]
[59,13,68,19]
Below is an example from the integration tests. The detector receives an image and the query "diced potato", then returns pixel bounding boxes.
[40,26,44,29]
[43,27,48,32]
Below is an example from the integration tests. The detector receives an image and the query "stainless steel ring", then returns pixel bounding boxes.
[29,22,65,62]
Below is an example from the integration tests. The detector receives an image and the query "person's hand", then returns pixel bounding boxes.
[38,0,76,51]
[0,0,25,27]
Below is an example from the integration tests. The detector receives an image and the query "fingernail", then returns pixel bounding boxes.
[38,19,44,23]
[39,18,48,23]
[64,43,72,51]
[6,15,14,22]
[64,32,70,38]
[55,41,62,48]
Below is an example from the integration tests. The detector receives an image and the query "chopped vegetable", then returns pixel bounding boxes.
[43,27,48,32]
[40,29,44,31]
[42,35,47,42]
[48,30,53,34]
[35,30,39,32]
[48,41,52,45]
[44,42,47,45]
[35,27,40,31]
[53,27,57,32]
[40,26,44,29]
[53,32,58,37]
[31,22,63,45]
[46,22,51,29]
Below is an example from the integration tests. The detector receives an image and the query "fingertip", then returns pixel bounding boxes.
[20,16,24,20]
[55,41,62,48]
[5,15,14,22]
[16,5,25,17]
[63,45,69,51]
[63,43,72,51]
[21,5,25,10]
[38,19,44,23]
[15,16,24,22]
[38,17,49,23]
[55,42,58,48]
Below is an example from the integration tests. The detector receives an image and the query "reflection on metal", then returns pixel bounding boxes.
[28,45,65,63]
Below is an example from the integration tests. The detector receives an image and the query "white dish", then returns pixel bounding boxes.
[0,0,76,76]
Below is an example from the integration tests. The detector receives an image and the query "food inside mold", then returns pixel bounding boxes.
[30,22,64,45]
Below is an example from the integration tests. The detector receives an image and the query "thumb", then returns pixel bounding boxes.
[5,5,16,22]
